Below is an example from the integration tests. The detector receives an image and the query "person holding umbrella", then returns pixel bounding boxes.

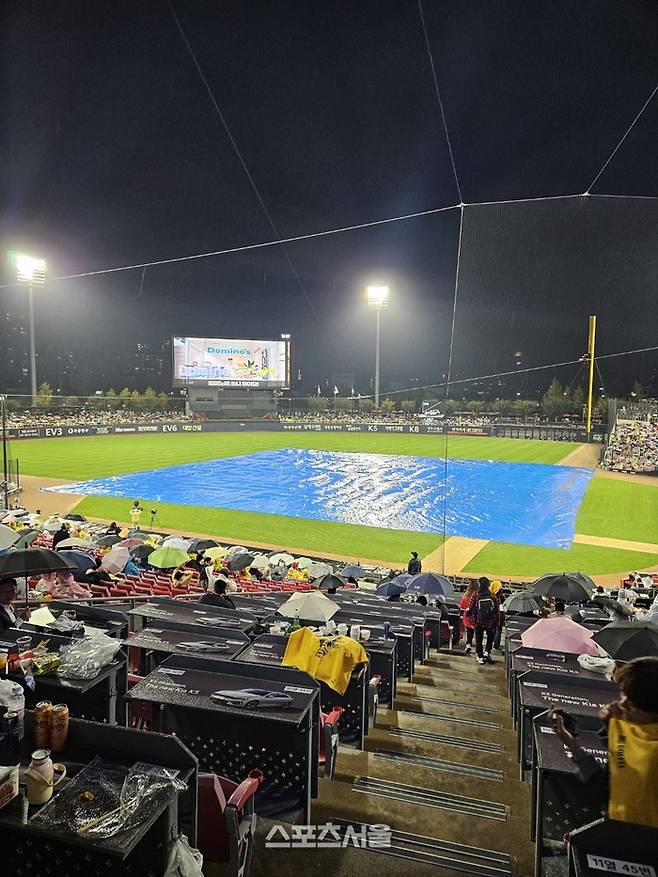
[0,578,30,631]
[51,522,70,550]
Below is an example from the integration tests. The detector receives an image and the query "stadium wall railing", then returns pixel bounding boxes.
[5,420,604,442]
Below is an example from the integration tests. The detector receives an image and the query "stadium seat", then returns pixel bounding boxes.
[368,674,382,728]
[319,707,344,779]
[197,770,263,877]
[127,673,152,730]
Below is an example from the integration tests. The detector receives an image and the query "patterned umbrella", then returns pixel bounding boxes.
[501,592,543,614]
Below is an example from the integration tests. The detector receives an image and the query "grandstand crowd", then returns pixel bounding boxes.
[601,417,658,474]
[7,409,197,428]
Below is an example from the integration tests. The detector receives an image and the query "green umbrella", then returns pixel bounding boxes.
[148,546,190,569]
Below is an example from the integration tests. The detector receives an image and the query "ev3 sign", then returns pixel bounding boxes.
[45,427,63,437]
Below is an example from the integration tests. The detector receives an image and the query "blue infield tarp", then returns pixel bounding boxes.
[47,448,594,549]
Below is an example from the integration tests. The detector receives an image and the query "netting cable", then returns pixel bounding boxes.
[417,0,463,203]
[586,81,658,193]
[166,0,337,353]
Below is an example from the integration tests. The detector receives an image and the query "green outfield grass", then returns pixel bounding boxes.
[73,495,444,564]
[15,431,578,480]
[575,477,658,544]
[463,541,658,577]
[14,430,657,577]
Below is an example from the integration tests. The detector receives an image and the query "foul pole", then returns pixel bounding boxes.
[586,315,597,437]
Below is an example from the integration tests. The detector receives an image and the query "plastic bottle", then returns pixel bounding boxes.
[290,611,301,632]
[7,684,25,741]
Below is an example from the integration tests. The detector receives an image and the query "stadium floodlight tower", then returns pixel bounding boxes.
[10,252,47,406]
[366,285,390,408]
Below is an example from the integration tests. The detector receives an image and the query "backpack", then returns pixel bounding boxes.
[476,594,496,626]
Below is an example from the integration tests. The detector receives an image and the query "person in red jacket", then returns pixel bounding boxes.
[459,580,478,654]
[465,577,501,665]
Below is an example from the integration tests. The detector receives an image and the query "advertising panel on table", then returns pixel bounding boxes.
[172,336,291,389]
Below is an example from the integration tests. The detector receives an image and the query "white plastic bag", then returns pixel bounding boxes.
[164,834,204,877]
[57,634,121,679]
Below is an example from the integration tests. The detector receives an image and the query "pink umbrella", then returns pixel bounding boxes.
[521,617,600,656]
[118,538,145,549]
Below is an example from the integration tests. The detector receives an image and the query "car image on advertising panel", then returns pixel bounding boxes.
[210,688,293,709]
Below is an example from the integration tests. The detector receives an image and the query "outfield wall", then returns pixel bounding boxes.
[6,420,603,442]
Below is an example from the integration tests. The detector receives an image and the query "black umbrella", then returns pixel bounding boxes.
[0,548,76,578]
[376,580,406,598]
[592,621,658,661]
[314,573,346,592]
[97,534,121,548]
[341,564,366,579]
[532,573,593,603]
[189,538,221,553]
[228,553,256,572]
[130,544,155,560]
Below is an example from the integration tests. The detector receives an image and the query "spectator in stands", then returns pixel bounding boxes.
[550,657,658,829]
[200,557,215,591]
[45,570,92,599]
[415,594,428,606]
[107,522,120,535]
[549,599,567,617]
[199,577,236,610]
[490,579,505,650]
[0,578,30,631]
[407,551,422,576]
[465,577,500,665]
[460,581,478,654]
[84,557,113,587]
[171,563,194,590]
[123,557,141,578]
[52,522,70,550]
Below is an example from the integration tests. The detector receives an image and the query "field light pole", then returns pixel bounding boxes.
[367,286,390,408]
[12,253,47,406]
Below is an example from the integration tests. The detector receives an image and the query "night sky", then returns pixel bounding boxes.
[1,0,657,396]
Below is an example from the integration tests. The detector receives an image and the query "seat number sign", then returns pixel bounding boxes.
[586,855,655,876]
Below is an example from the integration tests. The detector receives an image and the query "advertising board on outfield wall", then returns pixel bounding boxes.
[5,420,603,442]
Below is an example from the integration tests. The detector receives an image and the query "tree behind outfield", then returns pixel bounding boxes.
[35,382,53,408]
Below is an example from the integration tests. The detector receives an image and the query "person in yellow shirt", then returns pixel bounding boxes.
[490,579,505,651]
[129,501,143,528]
[551,657,658,829]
